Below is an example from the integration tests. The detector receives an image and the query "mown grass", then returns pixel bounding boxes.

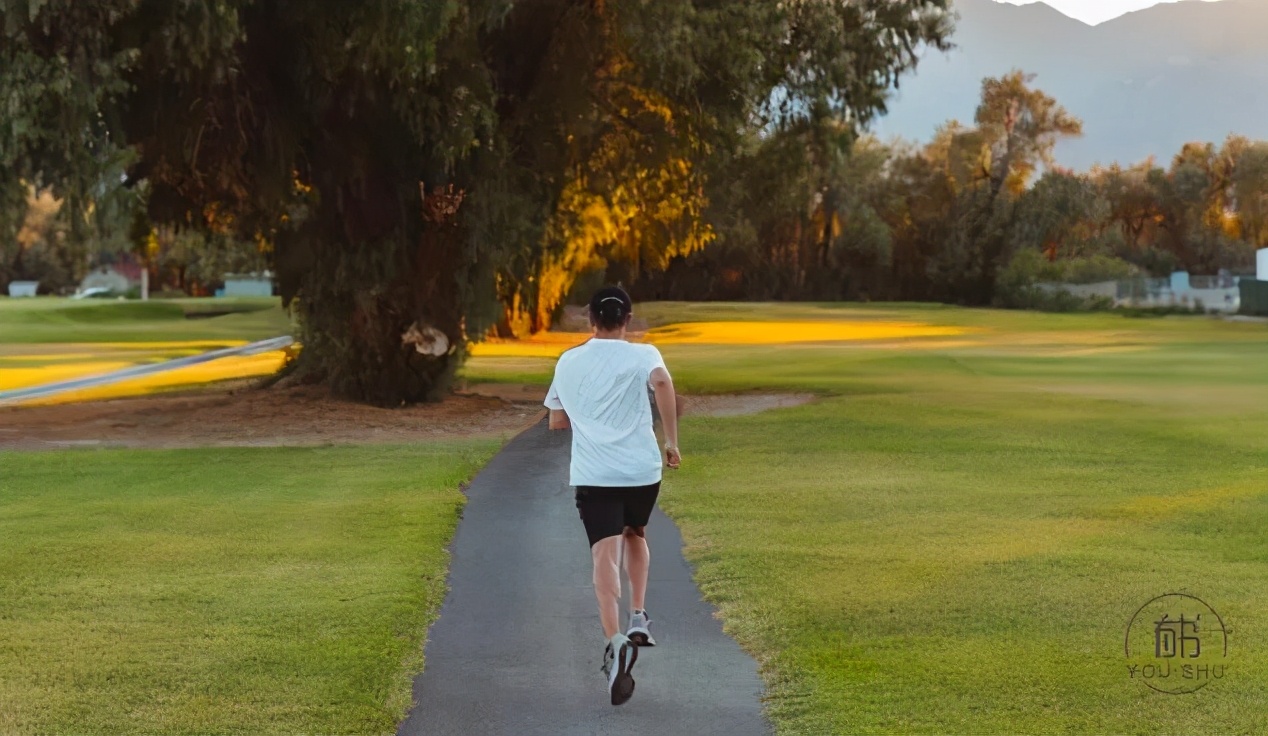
[9,296,1267,732]
[0,297,290,344]
[0,442,498,734]
[468,303,1268,734]
[0,298,295,399]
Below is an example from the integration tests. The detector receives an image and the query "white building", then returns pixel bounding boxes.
[1110,271,1244,313]
[222,272,275,297]
[80,264,144,294]
[7,281,38,297]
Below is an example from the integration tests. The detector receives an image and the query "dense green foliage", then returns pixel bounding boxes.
[628,75,1268,307]
[0,443,496,732]
[1,0,952,404]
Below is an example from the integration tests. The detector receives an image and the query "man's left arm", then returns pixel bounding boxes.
[650,366,680,469]
[545,382,570,431]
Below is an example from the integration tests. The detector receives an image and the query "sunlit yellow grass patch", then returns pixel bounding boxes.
[20,352,288,406]
[0,341,251,357]
[470,320,969,358]
[1105,481,1267,521]
[0,348,210,369]
[0,341,248,362]
[0,353,118,363]
[648,320,966,345]
[788,338,986,351]
[0,340,286,403]
[86,341,249,351]
[470,333,592,358]
[0,362,137,391]
[1041,345,1150,357]
[953,330,1154,357]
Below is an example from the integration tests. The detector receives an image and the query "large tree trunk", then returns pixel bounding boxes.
[290,242,467,405]
[308,289,457,406]
[280,171,471,406]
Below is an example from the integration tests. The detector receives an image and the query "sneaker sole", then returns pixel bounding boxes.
[627,628,656,647]
[610,641,639,706]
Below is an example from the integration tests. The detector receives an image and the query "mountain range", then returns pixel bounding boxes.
[872,0,1268,170]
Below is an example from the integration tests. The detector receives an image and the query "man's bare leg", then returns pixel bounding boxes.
[622,526,650,612]
[591,535,622,639]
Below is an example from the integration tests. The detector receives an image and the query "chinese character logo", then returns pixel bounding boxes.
[1154,613,1202,659]
[1126,594,1229,694]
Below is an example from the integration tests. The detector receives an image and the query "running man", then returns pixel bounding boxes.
[545,286,681,706]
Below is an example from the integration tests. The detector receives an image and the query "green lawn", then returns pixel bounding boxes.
[469,303,1268,734]
[0,298,295,397]
[8,299,1267,733]
[0,443,497,734]
[0,297,291,344]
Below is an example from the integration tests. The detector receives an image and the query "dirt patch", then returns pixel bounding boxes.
[0,383,815,452]
[458,382,550,404]
[0,384,544,452]
[462,383,815,418]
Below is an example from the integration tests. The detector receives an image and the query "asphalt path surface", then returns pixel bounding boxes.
[398,421,769,736]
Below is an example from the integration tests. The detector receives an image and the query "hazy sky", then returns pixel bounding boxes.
[997,0,1225,26]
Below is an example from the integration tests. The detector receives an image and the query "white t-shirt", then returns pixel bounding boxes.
[544,338,668,487]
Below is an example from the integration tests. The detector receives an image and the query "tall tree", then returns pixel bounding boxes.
[974,71,1083,197]
[1232,141,1268,248]
[926,71,1082,302]
[1011,170,1112,260]
[0,1,136,291]
[3,0,953,404]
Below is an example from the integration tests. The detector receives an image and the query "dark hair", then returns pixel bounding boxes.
[589,286,633,331]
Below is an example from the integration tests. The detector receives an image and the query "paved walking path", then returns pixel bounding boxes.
[397,421,769,736]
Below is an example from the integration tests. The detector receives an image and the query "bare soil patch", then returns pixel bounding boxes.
[462,383,816,418]
[0,382,815,452]
[0,384,544,451]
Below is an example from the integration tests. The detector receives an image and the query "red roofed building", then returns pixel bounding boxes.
[80,261,145,295]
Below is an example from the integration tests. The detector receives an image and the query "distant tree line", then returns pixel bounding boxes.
[13,68,1256,316]
[618,71,1268,309]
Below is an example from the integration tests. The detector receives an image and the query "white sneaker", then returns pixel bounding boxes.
[626,609,656,647]
[601,633,638,705]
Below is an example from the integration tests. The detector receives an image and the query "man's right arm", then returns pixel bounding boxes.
[549,409,571,430]
[545,380,569,430]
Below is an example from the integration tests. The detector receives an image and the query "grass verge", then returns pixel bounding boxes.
[661,309,1268,733]
[0,442,497,734]
[0,297,290,345]
[470,302,1268,733]
[0,298,294,400]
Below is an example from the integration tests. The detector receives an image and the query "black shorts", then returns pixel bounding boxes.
[575,482,661,547]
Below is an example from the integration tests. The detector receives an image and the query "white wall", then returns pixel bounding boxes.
[1110,273,1242,313]
[1064,281,1118,300]
[1258,248,1268,281]
[1189,287,1240,312]
[7,281,38,297]
[223,278,274,297]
